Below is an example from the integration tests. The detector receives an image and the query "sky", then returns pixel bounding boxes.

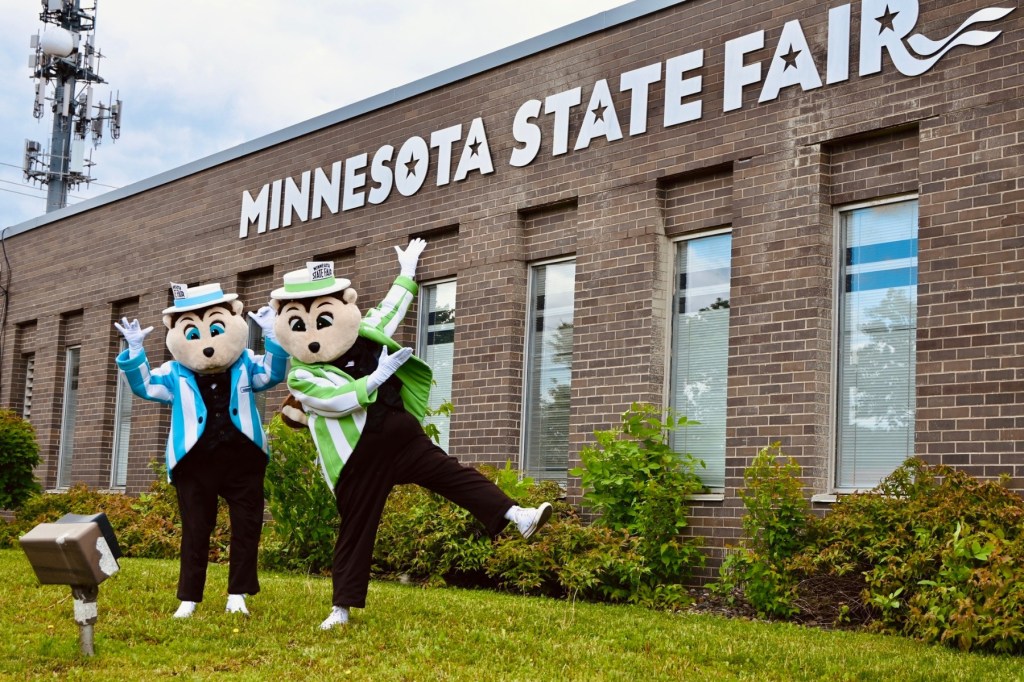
[0,0,634,230]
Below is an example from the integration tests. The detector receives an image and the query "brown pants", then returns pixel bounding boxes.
[172,435,267,602]
[332,409,515,608]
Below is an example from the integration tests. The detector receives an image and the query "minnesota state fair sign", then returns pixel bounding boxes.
[238,0,1014,238]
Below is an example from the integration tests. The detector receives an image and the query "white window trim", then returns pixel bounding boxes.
[521,256,576,482]
[110,339,131,489]
[21,355,34,422]
[829,193,918,494]
[415,277,457,356]
[416,277,457,452]
[55,345,81,491]
[669,228,732,494]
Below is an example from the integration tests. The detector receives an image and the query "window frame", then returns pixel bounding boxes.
[110,339,132,489]
[521,256,576,483]
[416,277,458,452]
[21,354,35,422]
[56,344,82,490]
[830,193,919,493]
[246,316,269,422]
[668,227,733,493]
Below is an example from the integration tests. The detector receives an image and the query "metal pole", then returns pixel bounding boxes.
[71,585,99,656]
[46,78,74,213]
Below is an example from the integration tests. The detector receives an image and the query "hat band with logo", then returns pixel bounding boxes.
[284,277,336,295]
[173,287,227,309]
[162,282,238,315]
[271,262,350,300]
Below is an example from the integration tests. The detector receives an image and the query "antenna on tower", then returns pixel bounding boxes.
[23,0,124,213]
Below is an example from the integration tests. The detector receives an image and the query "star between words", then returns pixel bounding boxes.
[239,0,1013,238]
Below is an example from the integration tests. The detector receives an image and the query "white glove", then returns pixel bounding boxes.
[114,317,153,358]
[247,305,278,341]
[366,346,413,393]
[395,238,427,279]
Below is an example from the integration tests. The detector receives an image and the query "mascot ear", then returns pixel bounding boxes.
[343,288,358,305]
[230,300,244,315]
[270,299,282,312]
[162,313,175,330]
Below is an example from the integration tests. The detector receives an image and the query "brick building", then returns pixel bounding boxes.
[1,0,1021,576]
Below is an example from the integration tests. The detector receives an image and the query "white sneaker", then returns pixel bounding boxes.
[173,601,197,619]
[320,606,349,630]
[508,502,553,540]
[226,594,249,615]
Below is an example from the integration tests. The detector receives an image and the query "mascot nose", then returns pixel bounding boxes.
[308,342,321,353]
[203,347,215,358]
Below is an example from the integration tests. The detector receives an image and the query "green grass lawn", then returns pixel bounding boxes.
[2,549,1021,681]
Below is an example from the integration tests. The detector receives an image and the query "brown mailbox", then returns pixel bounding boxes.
[19,521,120,586]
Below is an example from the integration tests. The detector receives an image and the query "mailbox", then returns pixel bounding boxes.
[19,512,122,656]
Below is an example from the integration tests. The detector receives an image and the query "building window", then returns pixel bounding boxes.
[836,198,918,489]
[22,355,35,421]
[110,340,133,489]
[670,231,732,490]
[57,346,81,489]
[247,317,268,421]
[417,280,456,451]
[523,259,575,482]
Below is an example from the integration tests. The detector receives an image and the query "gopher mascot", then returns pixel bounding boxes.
[271,239,551,629]
[115,283,286,618]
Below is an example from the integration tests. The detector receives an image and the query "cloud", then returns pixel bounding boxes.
[0,0,631,228]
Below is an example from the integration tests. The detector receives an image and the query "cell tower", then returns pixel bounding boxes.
[24,0,123,213]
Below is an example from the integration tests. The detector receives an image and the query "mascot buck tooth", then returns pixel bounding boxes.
[115,283,286,619]
[271,238,552,630]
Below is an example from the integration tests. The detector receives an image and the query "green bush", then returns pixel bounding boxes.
[374,463,564,588]
[713,443,811,618]
[791,459,1024,653]
[0,409,41,510]
[0,463,230,562]
[374,483,496,587]
[570,403,706,607]
[262,416,337,574]
[719,453,1024,653]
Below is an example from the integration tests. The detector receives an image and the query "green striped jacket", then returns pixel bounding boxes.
[287,276,433,490]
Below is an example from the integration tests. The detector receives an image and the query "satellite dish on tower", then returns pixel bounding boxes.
[39,28,74,57]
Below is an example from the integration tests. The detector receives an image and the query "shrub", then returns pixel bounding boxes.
[374,483,496,587]
[0,462,230,562]
[791,459,1024,653]
[373,463,564,588]
[0,409,41,510]
[570,403,706,606]
[714,443,811,619]
[262,415,337,574]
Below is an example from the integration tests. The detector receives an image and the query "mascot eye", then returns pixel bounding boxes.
[209,323,226,337]
[184,325,201,341]
[316,313,334,330]
[289,317,306,332]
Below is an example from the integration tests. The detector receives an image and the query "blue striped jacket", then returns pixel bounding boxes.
[116,339,288,479]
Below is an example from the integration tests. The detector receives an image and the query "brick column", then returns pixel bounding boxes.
[448,214,527,467]
[569,182,669,502]
[29,314,62,489]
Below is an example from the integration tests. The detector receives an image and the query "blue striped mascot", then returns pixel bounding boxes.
[115,283,287,619]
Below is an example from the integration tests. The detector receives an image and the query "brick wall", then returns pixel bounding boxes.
[1,0,1020,575]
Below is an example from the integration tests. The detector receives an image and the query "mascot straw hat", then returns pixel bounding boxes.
[271,261,351,300]
[162,282,238,315]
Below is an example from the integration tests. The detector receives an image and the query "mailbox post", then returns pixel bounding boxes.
[19,513,122,656]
